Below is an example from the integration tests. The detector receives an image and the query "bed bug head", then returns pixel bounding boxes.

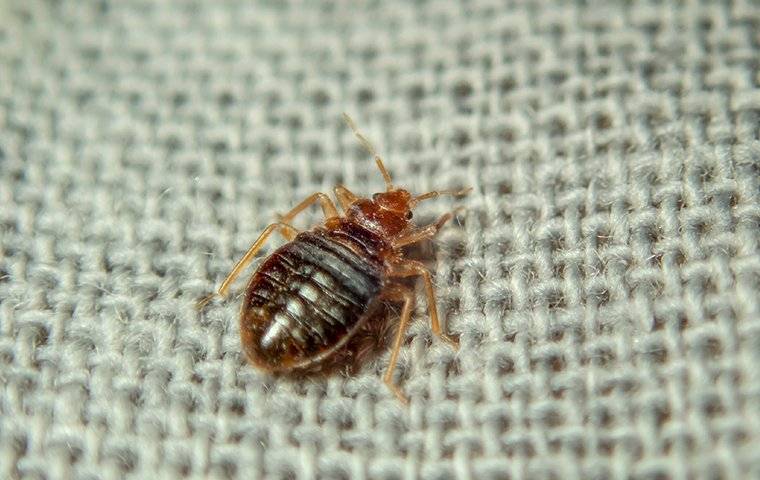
[367,163,470,214]
[348,189,414,237]
[351,178,470,237]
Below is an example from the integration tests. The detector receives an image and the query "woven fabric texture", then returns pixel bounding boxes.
[2,0,760,478]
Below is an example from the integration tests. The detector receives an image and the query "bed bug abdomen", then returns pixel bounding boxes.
[240,228,385,372]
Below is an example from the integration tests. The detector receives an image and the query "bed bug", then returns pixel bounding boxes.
[201,114,469,403]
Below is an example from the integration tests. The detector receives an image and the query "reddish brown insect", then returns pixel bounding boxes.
[204,114,469,403]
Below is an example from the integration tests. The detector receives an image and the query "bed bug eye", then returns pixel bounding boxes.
[373,193,381,201]
[405,211,413,220]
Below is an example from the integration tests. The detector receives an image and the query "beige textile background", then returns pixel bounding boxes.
[1,1,759,478]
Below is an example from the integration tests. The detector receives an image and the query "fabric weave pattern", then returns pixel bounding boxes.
[1,1,759,478]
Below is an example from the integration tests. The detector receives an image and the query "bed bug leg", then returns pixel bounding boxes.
[277,192,339,224]
[272,215,299,241]
[333,185,358,211]
[392,209,462,248]
[390,260,459,347]
[196,222,298,310]
[217,222,299,297]
[381,284,415,404]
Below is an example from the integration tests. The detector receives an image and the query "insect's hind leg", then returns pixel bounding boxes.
[196,222,298,309]
[380,284,416,404]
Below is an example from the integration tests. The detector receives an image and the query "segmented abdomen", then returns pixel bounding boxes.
[240,229,385,371]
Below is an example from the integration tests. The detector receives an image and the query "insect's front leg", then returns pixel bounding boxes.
[392,210,460,248]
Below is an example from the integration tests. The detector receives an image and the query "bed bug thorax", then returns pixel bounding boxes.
[199,114,470,403]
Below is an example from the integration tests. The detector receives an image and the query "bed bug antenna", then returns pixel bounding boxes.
[342,112,393,190]
[411,187,473,207]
